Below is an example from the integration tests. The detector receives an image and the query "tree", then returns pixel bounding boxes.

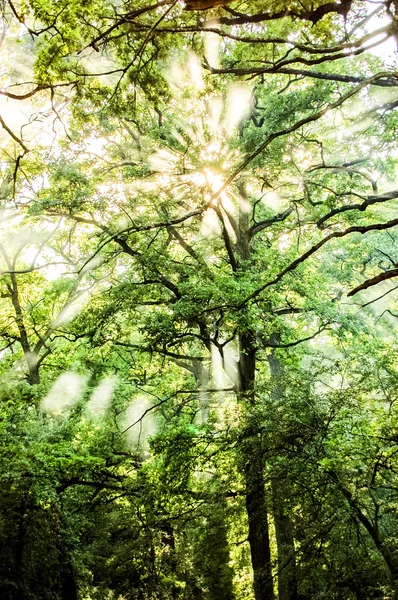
[1,1,398,599]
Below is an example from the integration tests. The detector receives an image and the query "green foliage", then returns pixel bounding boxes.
[1,0,398,599]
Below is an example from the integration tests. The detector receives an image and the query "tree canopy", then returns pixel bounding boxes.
[1,1,398,599]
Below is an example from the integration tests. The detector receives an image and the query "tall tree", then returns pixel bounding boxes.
[1,1,398,599]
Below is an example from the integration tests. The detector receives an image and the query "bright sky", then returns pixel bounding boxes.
[366,4,397,63]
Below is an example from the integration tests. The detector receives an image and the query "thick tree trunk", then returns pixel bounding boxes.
[267,346,299,600]
[271,478,298,600]
[233,189,274,600]
[243,448,274,600]
[27,360,40,385]
[55,501,78,600]
[239,331,274,600]
[61,562,78,600]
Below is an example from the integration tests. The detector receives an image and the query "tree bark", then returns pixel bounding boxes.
[271,478,298,600]
[7,272,41,385]
[239,331,274,600]
[267,346,299,600]
[243,448,274,600]
[232,185,274,600]
[61,562,78,600]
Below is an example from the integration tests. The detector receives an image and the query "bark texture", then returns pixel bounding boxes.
[239,331,274,600]
[267,346,299,600]
[184,0,233,10]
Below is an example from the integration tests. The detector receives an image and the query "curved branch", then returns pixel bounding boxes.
[251,207,293,236]
[0,115,29,152]
[206,65,398,87]
[241,217,398,306]
[86,0,175,51]
[213,1,353,26]
[317,190,398,228]
[212,73,397,205]
[262,322,330,348]
[0,82,71,100]
[348,266,398,297]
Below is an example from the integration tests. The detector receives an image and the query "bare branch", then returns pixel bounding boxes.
[0,114,29,152]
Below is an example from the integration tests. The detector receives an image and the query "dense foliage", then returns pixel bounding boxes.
[1,0,398,599]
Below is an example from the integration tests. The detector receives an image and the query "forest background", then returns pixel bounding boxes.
[1,0,398,599]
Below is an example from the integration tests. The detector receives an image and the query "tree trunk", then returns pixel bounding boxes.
[239,331,274,600]
[27,360,40,385]
[233,187,274,600]
[271,478,298,600]
[267,346,299,600]
[55,501,78,600]
[243,448,274,600]
[61,562,78,600]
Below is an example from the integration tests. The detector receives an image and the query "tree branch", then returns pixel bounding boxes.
[348,266,398,297]
[317,190,398,228]
[250,207,293,236]
[0,114,29,152]
[242,218,398,306]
